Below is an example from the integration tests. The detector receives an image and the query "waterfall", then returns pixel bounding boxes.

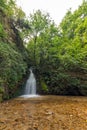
[24,69,36,95]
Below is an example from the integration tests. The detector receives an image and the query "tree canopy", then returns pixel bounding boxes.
[26,1,87,95]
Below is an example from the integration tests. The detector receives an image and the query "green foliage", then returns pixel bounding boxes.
[0,42,27,98]
[26,2,87,95]
[0,78,4,93]
[0,23,7,39]
[26,10,55,66]
[0,0,25,18]
[0,0,29,100]
[0,0,6,10]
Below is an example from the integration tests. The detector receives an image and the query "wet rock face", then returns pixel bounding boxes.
[0,95,87,130]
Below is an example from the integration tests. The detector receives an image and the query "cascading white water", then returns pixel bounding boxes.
[24,69,36,95]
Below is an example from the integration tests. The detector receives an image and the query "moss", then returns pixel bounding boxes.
[0,78,4,93]
[0,94,3,102]
[40,79,48,93]
[0,87,4,93]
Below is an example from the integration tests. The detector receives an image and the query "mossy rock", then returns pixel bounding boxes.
[0,87,4,93]
[0,94,3,102]
[40,79,48,93]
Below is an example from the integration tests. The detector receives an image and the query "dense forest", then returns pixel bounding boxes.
[0,0,87,101]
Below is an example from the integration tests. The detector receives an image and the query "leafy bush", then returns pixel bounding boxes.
[0,42,28,98]
[0,23,7,38]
